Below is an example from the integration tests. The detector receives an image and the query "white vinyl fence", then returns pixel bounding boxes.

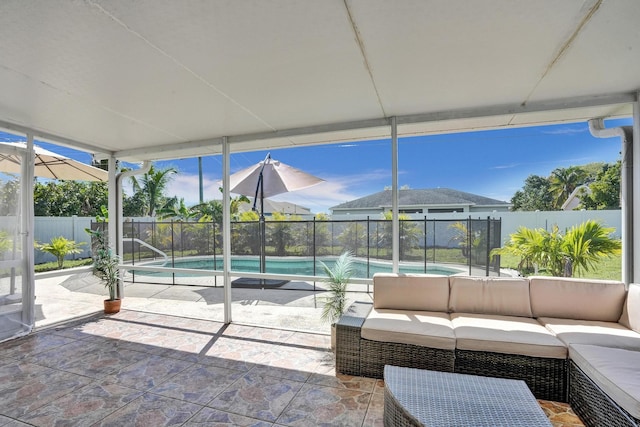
[333,209,623,242]
[34,216,93,264]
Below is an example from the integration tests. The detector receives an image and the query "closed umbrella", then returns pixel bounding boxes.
[228,153,324,277]
[0,142,108,181]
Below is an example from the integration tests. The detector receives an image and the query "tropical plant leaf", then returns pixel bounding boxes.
[319,251,354,324]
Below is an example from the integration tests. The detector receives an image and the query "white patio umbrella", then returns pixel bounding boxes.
[0,142,108,181]
[228,153,324,275]
[229,154,324,202]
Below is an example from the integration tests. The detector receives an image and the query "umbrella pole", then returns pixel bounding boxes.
[252,154,270,282]
[260,178,266,277]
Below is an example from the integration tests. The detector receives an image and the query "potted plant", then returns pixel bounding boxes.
[86,221,121,314]
[319,251,354,350]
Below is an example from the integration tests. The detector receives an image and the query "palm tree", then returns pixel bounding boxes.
[157,197,196,221]
[563,220,621,276]
[130,165,177,216]
[190,200,224,223]
[190,193,251,223]
[491,220,620,277]
[35,236,85,269]
[378,212,421,260]
[229,194,250,221]
[549,166,587,209]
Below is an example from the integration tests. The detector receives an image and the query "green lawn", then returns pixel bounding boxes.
[35,258,93,273]
[498,253,622,281]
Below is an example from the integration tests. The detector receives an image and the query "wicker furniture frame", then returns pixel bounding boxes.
[335,302,567,402]
[383,365,552,427]
[455,349,567,402]
[335,301,373,376]
[569,361,639,427]
[335,301,455,378]
[361,339,454,378]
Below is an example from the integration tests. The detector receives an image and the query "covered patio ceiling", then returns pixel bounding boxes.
[0,0,639,162]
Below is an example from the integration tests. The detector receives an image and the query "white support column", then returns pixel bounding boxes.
[107,156,118,252]
[633,94,640,284]
[23,133,35,329]
[106,156,120,297]
[391,117,399,272]
[588,119,633,284]
[222,137,232,323]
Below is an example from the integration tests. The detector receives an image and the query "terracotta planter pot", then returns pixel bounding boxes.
[104,299,121,314]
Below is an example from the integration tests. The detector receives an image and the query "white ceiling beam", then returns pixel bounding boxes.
[396,92,636,125]
[0,119,114,156]
[114,91,637,161]
[1,91,635,163]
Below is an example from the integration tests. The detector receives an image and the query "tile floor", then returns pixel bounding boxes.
[1,311,584,426]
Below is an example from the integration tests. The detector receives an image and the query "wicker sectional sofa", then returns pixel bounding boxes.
[335,273,640,426]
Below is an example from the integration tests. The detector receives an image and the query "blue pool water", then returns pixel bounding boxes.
[131,257,461,278]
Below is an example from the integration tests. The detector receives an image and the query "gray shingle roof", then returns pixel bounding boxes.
[331,188,509,210]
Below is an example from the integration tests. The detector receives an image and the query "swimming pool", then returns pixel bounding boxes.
[130,256,463,278]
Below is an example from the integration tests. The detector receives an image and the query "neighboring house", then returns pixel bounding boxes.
[561,185,592,211]
[237,199,312,216]
[330,188,511,216]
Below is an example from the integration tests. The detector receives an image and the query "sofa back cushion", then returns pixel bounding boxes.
[530,276,626,322]
[448,276,532,317]
[373,273,450,312]
[619,283,640,333]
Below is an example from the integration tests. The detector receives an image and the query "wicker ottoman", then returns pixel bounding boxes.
[383,365,552,427]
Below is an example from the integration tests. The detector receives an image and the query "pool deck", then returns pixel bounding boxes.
[3,268,584,427]
[33,267,365,334]
[32,262,503,333]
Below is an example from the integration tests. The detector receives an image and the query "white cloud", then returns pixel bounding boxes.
[491,163,520,170]
[166,174,221,205]
[270,182,356,213]
[270,170,390,213]
[143,167,391,214]
[542,126,588,135]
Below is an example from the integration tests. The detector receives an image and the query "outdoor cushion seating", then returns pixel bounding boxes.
[529,276,627,322]
[335,274,640,426]
[447,276,567,402]
[362,309,454,349]
[357,274,455,377]
[450,313,567,358]
[539,317,640,350]
[569,344,640,426]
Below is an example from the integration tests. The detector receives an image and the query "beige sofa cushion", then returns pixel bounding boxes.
[449,276,532,317]
[362,308,455,350]
[619,283,640,333]
[373,273,450,312]
[569,344,640,419]
[451,313,567,358]
[530,276,626,321]
[539,317,640,351]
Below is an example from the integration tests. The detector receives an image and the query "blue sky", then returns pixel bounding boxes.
[0,118,629,214]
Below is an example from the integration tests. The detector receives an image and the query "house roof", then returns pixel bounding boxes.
[0,2,638,161]
[238,199,311,216]
[331,188,510,211]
